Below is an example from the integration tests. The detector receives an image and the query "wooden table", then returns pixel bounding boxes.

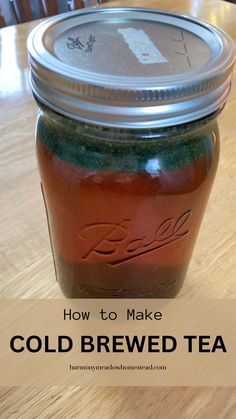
[0,0,236,417]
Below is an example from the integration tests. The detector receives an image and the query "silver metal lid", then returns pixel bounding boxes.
[27,7,236,128]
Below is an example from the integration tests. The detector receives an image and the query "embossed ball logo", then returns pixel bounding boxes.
[79,210,192,266]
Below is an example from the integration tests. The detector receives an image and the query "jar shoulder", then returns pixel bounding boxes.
[36,110,219,172]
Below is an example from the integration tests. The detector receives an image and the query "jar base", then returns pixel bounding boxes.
[55,258,187,298]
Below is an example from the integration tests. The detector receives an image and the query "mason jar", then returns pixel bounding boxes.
[27,8,236,298]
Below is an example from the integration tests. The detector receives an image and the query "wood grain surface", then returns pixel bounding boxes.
[0,0,236,417]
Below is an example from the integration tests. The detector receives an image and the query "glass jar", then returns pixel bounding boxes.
[36,106,220,297]
[28,7,236,298]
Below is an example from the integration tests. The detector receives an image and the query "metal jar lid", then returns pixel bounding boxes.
[27,7,236,128]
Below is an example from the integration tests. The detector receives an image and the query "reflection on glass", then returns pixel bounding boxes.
[145,158,161,174]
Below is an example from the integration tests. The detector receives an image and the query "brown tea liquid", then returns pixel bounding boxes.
[37,123,218,297]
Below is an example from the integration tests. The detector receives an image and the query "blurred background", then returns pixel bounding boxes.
[0,0,235,28]
[0,0,111,27]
